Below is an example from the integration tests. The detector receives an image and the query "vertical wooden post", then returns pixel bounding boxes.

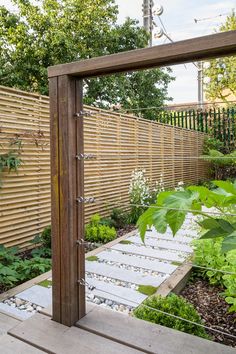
[49,75,85,326]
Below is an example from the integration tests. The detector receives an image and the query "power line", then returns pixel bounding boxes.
[194,12,233,23]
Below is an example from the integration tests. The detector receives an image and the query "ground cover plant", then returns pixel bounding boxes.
[85,214,117,244]
[0,243,51,293]
[133,293,209,339]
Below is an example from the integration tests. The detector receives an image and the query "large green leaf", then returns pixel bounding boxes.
[222,233,236,252]
[213,180,236,195]
[152,209,168,234]
[166,210,186,236]
[198,218,220,230]
[137,207,155,242]
[200,227,229,239]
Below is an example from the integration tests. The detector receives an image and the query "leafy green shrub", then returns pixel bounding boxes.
[193,238,226,285]
[85,214,116,244]
[194,239,236,313]
[31,226,51,258]
[110,208,128,229]
[0,244,51,290]
[41,225,51,249]
[203,136,224,154]
[15,257,51,280]
[133,294,209,339]
[202,149,236,179]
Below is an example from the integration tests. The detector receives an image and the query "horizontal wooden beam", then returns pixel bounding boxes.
[48,30,236,78]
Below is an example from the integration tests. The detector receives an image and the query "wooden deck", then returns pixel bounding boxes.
[0,303,234,354]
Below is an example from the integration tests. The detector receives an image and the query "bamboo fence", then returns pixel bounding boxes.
[0,85,208,248]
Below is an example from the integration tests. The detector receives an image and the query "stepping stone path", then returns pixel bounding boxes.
[0,218,199,318]
[85,218,200,313]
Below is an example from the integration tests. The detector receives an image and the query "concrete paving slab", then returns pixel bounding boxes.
[16,285,52,308]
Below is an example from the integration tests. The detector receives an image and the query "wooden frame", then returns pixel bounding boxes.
[48,30,236,326]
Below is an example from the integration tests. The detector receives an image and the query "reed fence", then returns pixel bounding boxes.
[0,85,208,248]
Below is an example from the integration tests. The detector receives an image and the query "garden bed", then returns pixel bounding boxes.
[181,277,236,347]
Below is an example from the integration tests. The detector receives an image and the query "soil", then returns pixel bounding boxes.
[181,278,236,347]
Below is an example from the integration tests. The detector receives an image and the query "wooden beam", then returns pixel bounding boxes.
[49,75,85,326]
[48,30,236,78]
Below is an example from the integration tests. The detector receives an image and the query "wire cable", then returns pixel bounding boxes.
[82,281,236,340]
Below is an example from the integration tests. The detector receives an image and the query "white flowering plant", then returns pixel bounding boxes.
[128,169,151,223]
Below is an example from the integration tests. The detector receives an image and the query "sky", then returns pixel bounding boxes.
[0,0,235,103]
[115,0,236,103]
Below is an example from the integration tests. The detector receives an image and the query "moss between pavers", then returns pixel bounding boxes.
[86,256,99,262]
[38,280,52,288]
[137,285,158,296]
[119,240,133,245]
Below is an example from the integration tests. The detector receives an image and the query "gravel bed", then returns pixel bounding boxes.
[3,297,42,314]
[181,278,236,348]
[86,292,132,314]
[86,272,138,290]
[94,258,167,277]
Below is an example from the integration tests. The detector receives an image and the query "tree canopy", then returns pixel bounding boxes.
[0,0,174,118]
[204,12,236,102]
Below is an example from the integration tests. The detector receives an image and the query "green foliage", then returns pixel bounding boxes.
[129,169,151,224]
[0,244,51,289]
[137,285,158,296]
[0,138,22,187]
[41,226,51,249]
[203,136,225,154]
[110,208,128,229]
[137,180,236,252]
[85,214,116,244]
[202,149,236,180]
[193,239,236,312]
[133,294,209,339]
[86,256,99,262]
[31,227,52,258]
[0,1,173,117]
[204,12,236,102]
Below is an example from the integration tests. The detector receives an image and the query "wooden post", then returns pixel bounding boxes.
[49,75,85,326]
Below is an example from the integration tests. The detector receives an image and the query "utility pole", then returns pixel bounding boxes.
[143,0,154,47]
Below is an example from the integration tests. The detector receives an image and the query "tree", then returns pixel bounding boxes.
[0,0,174,118]
[204,12,236,102]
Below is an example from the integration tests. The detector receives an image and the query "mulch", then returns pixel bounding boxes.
[181,278,236,347]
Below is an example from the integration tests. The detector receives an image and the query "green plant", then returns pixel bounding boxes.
[129,169,151,224]
[133,294,209,339]
[85,214,116,244]
[221,250,236,312]
[0,244,51,289]
[41,226,51,249]
[15,257,51,280]
[203,137,225,154]
[110,208,128,229]
[31,226,52,258]
[202,149,236,180]
[138,180,236,253]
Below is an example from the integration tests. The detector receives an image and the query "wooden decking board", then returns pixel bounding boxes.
[0,334,45,354]
[87,278,146,306]
[86,261,165,287]
[112,243,186,262]
[9,313,143,354]
[98,250,177,274]
[128,236,193,253]
[77,304,236,354]
[0,312,20,337]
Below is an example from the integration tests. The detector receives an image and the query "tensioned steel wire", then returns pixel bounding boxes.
[83,242,236,277]
[85,199,236,217]
[79,278,236,340]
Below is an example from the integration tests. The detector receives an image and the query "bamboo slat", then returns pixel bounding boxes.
[0,85,208,248]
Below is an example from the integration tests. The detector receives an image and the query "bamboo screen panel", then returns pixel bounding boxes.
[0,86,208,248]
